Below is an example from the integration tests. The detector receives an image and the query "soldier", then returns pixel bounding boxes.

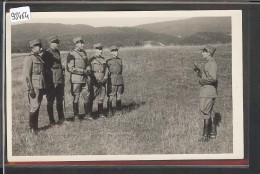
[23,39,45,133]
[66,37,92,120]
[106,46,124,116]
[42,36,65,125]
[89,43,109,118]
[193,45,218,140]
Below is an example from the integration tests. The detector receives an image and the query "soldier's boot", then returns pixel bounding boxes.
[107,100,114,117]
[84,102,94,121]
[202,119,211,141]
[29,112,38,134]
[47,104,55,125]
[98,103,106,118]
[29,112,34,131]
[73,103,79,121]
[116,100,122,111]
[210,117,217,138]
[116,100,122,115]
[57,104,65,124]
[35,109,40,129]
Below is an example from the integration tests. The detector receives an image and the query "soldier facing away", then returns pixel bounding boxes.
[23,39,45,133]
[106,46,124,116]
[193,45,218,140]
[89,43,109,118]
[42,36,65,125]
[66,37,92,121]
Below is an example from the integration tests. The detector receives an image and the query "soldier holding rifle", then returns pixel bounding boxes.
[23,39,45,133]
[193,45,218,140]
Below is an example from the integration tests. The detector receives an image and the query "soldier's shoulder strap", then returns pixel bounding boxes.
[29,53,44,64]
[106,58,113,63]
[92,56,104,65]
[89,56,95,63]
[69,49,76,55]
[72,49,86,60]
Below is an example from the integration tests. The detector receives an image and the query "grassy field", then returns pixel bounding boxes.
[11,44,233,156]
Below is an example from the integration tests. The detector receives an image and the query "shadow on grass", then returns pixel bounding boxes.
[63,101,146,121]
[121,101,146,114]
[38,125,52,131]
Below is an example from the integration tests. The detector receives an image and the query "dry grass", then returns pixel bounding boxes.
[11,44,232,156]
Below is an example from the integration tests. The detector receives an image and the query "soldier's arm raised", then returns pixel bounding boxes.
[23,56,33,90]
[66,52,87,75]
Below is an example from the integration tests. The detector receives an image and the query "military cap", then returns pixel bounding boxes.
[110,45,118,51]
[47,36,60,43]
[94,43,103,50]
[73,37,84,44]
[201,45,216,55]
[29,39,41,47]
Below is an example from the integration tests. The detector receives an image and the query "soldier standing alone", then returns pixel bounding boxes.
[23,39,45,133]
[89,43,109,118]
[66,37,92,120]
[194,45,218,140]
[42,36,65,125]
[106,46,124,116]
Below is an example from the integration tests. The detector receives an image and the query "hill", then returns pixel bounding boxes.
[179,32,231,45]
[11,17,232,53]
[135,17,231,37]
[11,23,178,52]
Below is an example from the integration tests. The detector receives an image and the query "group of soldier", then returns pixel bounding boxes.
[23,35,218,140]
[23,36,124,134]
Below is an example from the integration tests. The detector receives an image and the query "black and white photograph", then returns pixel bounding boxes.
[6,10,243,162]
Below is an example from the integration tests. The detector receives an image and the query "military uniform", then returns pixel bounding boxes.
[199,58,218,116]
[42,36,65,124]
[66,37,92,119]
[23,39,45,132]
[106,46,124,115]
[194,45,218,139]
[89,43,109,117]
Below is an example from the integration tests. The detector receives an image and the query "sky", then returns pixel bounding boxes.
[10,10,233,27]
[12,17,187,27]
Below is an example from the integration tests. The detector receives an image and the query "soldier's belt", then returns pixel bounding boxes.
[93,70,105,73]
[32,72,43,75]
[51,67,62,69]
[110,73,122,75]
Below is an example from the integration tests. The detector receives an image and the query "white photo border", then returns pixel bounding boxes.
[6,10,243,162]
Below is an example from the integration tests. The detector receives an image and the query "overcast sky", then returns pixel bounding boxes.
[12,17,187,27]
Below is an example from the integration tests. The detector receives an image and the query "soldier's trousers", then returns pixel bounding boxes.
[28,88,44,113]
[199,97,215,119]
[71,83,92,103]
[46,83,64,105]
[92,84,106,104]
[108,85,123,101]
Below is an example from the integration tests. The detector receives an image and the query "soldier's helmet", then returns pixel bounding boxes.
[94,43,103,50]
[110,45,118,51]
[46,36,60,44]
[201,45,216,56]
[29,39,42,48]
[73,37,84,44]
